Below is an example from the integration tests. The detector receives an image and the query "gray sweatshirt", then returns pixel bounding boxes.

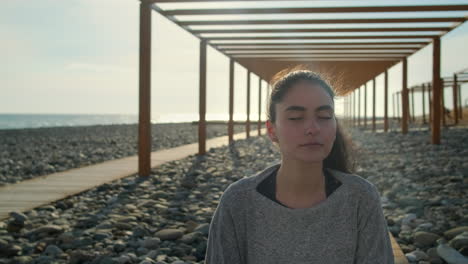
[204,163,395,264]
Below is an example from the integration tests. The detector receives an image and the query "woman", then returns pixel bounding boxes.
[205,69,394,264]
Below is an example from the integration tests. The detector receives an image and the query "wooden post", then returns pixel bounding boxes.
[459,84,463,119]
[358,86,361,126]
[411,87,415,123]
[364,83,367,128]
[441,78,446,127]
[258,78,262,136]
[392,93,396,130]
[228,59,234,144]
[372,78,376,132]
[246,71,251,138]
[422,84,426,124]
[453,74,458,124]
[397,92,401,123]
[432,37,441,144]
[198,40,207,155]
[353,90,356,127]
[138,1,152,177]
[402,58,409,134]
[429,84,433,125]
[384,71,389,132]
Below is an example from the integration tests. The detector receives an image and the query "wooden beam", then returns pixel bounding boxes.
[246,71,251,138]
[411,87,416,123]
[198,40,207,155]
[214,42,428,47]
[453,74,458,124]
[228,58,234,144]
[229,52,413,56]
[384,70,388,132]
[162,5,468,16]
[459,84,463,119]
[194,27,450,34]
[258,78,262,136]
[372,78,376,132]
[442,80,446,127]
[180,17,466,26]
[432,37,441,144]
[208,35,438,41]
[402,58,409,134]
[222,47,419,52]
[138,1,152,177]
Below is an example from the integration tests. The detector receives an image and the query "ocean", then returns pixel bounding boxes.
[0,113,252,130]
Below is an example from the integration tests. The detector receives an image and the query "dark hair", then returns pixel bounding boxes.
[267,68,354,174]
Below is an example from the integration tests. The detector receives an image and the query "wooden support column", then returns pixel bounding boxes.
[198,40,207,155]
[384,71,389,132]
[358,86,361,126]
[228,58,234,144]
[392,93,396,129]
[411,87,415,123]
[372,78,376,132]
[453,74,458,124]
[402,58,409,134]
[442,80,446,127]
[432,37,441,144]
[258,78,262,136]
[397,92,401,123]
[353,91,356,127]
[429,84,433,125]
[459,84,463,119]
[422,84,426,124]
[138,1,151,177]
[246,71,251,138]
[364,83,367,128]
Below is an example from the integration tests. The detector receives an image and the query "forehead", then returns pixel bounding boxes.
[278,81,334,110]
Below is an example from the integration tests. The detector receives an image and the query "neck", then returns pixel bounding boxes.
[276,158,325,198]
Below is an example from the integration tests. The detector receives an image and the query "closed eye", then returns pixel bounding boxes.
[288,117,302,120]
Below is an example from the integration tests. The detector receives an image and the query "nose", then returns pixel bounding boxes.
[305,118,320,135]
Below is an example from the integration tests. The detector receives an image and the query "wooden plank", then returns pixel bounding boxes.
[161,5,468,16]
[390,232,410,264]
[208,35,438,41]
[384,70,389,132]
[228,58,234,144]
[194,27,450,34]
[180,17,466,26]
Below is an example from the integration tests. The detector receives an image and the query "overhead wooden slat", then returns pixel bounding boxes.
[180,17,466,26]
[226,51,414,55]
[208,35,439,41]
[194,27,451,34]
[213,42,429,47]
[162,5,468,16]
[221,47,419,51]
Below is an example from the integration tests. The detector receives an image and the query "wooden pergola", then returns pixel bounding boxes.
[137,0,468,176]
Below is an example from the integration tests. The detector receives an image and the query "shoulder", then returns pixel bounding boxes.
[328,168,382,205]
[218,163,279,205]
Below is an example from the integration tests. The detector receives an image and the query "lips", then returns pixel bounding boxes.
[300,142,323,147]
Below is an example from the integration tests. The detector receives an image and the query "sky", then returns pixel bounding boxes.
[1,0,468,122]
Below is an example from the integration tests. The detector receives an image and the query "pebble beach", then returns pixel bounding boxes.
[0,123,467,263]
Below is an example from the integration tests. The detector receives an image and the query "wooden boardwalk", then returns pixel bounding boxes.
[0,128,408,263]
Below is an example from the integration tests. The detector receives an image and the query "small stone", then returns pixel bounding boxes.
[444,227,468,240]
[9,211,28,223]
[43,244,63,257]
[450,232,468,250]
[142,238,161,249]
[155,229,184,241]
[414,231,440,247]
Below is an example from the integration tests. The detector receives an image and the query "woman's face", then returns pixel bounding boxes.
[266,80,337,163]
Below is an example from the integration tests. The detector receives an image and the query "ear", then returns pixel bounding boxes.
[265,120,278,143]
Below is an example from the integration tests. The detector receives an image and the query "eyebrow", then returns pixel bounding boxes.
[284,105,334,113]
